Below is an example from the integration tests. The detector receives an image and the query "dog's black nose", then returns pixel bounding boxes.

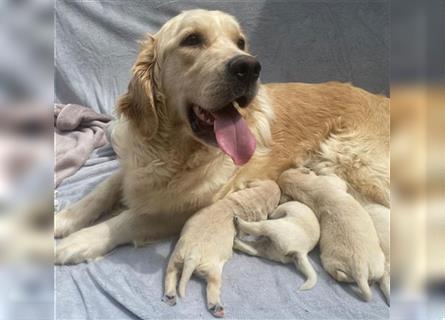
[227,55,261,84]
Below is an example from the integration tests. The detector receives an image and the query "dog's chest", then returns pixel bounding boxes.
[121,149,235,215]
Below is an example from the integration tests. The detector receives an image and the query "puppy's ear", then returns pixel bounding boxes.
[117,35,159,139]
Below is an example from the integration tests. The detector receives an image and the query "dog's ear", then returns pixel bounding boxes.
[117,35,159,139]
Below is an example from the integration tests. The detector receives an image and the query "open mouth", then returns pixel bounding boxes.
[187,99,256,165]
[188,104,216,142]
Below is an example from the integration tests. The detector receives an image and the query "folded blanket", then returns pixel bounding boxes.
[54,104,113,187]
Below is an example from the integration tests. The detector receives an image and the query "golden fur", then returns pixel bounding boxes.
[55,9,389,275]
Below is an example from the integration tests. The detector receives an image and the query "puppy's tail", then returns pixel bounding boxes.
[292,252,317,290]
[178,258,197,298]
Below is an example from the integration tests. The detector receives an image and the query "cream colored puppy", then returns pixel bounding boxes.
[278,167,385,301]
[163,180,280,318]
[364,203,390,303]
[233,201,320,290]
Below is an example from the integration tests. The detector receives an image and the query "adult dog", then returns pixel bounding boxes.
[55,9,389,265]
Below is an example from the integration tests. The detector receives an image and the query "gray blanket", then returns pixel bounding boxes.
[55,0,389,319]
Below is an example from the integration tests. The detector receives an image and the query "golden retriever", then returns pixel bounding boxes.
[55,9,389,272]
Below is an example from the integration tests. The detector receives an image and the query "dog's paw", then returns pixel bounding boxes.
[233,216,240,226]
[162,294,177,306]
[208,303,224,318]
[55,227,111,265]
[54,209,81,238]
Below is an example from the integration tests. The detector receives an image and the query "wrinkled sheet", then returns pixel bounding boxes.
[54,103,113,187]
[55,0,390,319]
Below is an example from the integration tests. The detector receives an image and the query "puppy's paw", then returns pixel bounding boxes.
[162,294,177,306]
[208,303,224,318]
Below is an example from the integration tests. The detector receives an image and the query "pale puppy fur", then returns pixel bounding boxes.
[363,203,390,303]
[54,9,389,300]
[278,167,385,301]
[233,201,320,290]
[163,180,280,318]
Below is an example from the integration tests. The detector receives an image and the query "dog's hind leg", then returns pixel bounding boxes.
[178,257,197,298]
[379,270,390,304]
[233,237,270,256]
[233,216,266,236]
[55,170,123,238]
[291,252,317,290]
[233,237,286,265]
[205,264,224,318]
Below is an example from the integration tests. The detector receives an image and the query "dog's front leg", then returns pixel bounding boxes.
[55,170,123,238]
[56,207,176,265]
[55,208,187,265]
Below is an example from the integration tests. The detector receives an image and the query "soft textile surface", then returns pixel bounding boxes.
[55,0,389,319]
[54,103,113,187]
[56,157,389,319]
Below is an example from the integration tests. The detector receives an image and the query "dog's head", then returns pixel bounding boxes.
[117,9,261,165]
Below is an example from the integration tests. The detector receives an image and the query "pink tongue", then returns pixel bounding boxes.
[213,105,256,165]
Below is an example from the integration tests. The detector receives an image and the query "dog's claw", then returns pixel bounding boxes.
[209,303,225,318]
[162,294,177,306]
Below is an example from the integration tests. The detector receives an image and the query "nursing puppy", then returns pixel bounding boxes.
[278,167,384,301]
[163,180,280,318]
[233,201,320,290]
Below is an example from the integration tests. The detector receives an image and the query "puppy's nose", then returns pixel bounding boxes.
[227,55,261,84]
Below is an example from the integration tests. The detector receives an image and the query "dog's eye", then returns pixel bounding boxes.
[237,38,245,50]
[181,33,203,46]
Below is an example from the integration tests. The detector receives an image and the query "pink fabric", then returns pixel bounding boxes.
[54,104,113,187]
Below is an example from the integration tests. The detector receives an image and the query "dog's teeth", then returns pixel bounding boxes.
[192,105,214,125]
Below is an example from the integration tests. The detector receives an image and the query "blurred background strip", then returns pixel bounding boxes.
[391,0,445,319]
[0,0,53,319]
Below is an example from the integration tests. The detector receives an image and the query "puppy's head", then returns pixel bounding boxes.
[277,167,318,204]
[118,9,261,165]
[278,167,348,198]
